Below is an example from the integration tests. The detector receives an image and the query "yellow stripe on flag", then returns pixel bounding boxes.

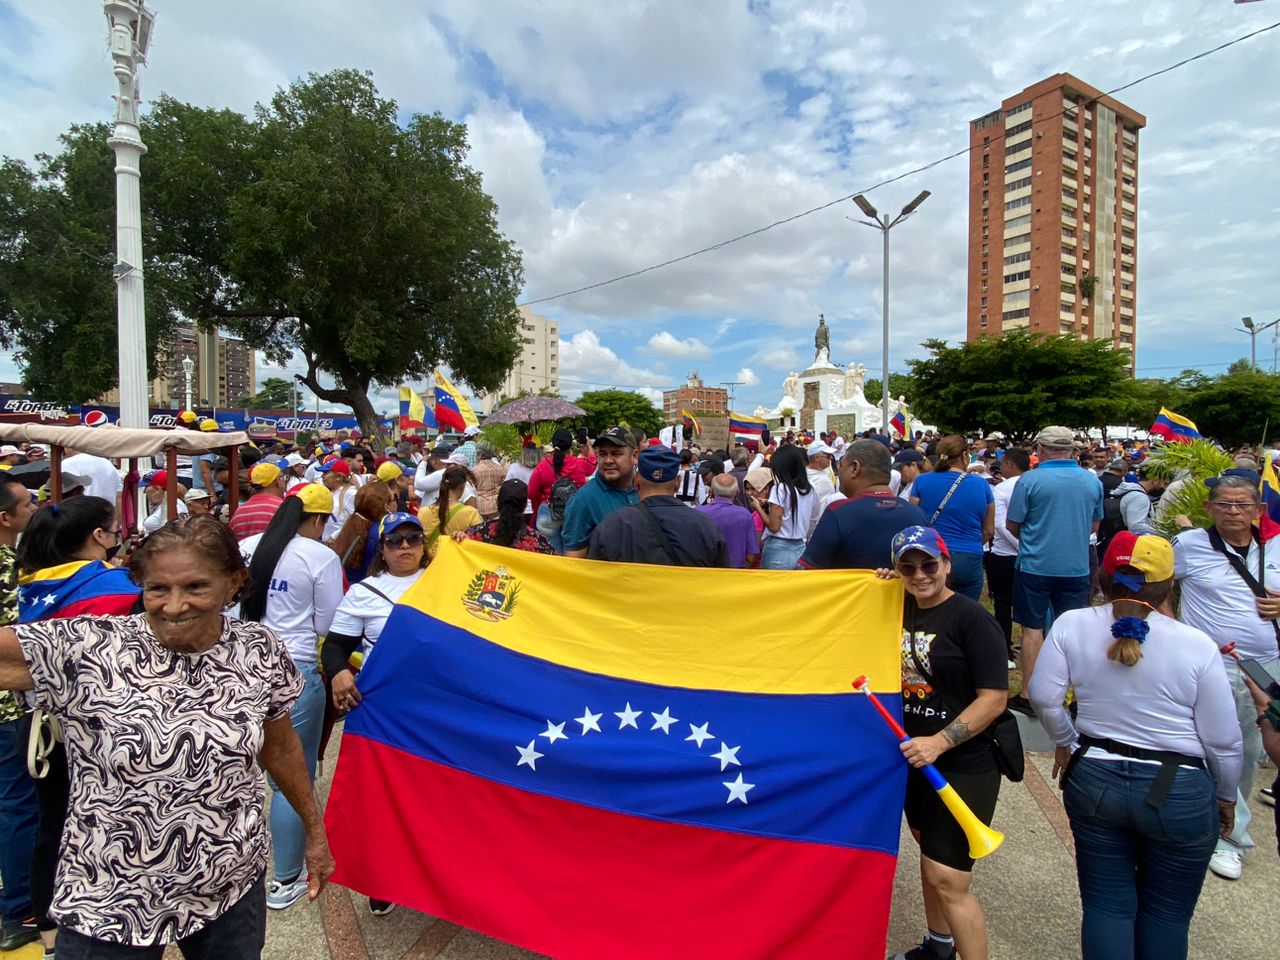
[401,539,904,695]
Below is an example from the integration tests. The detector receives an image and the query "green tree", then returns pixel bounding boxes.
[575,389,662,438]
[1,70,524,440]
[1181,367,1280,448]
[862,373,917,406]
[907,331,1133,440]
[241,376,297,409]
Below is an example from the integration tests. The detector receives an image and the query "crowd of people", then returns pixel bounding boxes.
[0,412,1276,960]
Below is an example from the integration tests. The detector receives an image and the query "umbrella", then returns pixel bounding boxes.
[484,396,586,424]
[6,461,89,491]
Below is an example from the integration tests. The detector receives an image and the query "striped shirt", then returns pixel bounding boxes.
[228,493,283,542]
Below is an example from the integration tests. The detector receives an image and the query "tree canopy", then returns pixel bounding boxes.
[906,331,1133,440]
[575,389,663,439]
[0,69,525,439]
[240,377,297,410]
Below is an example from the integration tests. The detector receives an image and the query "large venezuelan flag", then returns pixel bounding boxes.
[433,370,479,432]
[1149,406,1201,443]
[728,410,768,436]
[326,540,907,960]
[18,560,140,621]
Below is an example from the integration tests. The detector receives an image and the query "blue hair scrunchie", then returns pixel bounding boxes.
[1111,615,1150,645]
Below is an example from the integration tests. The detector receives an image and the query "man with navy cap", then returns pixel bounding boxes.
[587,445,728,567]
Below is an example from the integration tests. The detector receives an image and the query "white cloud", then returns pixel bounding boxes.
[757,347,801,372]
[557,331,668,404]
[642,332,711,358]
[734,367,760,387]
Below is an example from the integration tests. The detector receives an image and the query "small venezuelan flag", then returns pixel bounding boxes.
[433,370,479,432]
[18,560,140,621]
[728,411,768,436]
[1149,407,1201,444]
[325,540,907,960]
[890,410,908,437]
[680,408,701,434]
[397,386,434,431]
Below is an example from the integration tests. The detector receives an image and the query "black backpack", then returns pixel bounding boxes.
[1098,489,1142,551]
[548,475,579,522]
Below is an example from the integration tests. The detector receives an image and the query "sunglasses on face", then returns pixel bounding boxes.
[383,533,424,547]
[895,558,941,576]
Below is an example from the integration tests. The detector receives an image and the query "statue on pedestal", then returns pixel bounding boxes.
[813,314,830,366]
[844,362,867,398]
[782,371,800,402]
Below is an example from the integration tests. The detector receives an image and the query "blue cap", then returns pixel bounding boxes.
[378,512,423,539]
[891,526,951,563]
[637,446,682,483]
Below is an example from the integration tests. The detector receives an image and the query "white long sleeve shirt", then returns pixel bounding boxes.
[1028,604,1243,801]
[237,535,343,666]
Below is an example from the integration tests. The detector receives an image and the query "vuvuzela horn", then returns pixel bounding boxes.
[852,676,1004,860]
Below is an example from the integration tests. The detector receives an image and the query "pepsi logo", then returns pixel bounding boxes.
[83,410,109,427]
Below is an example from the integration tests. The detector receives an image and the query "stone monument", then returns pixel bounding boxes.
[814,314,830,367]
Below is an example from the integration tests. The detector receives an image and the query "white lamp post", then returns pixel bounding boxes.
[104,0,155,428]
[181,354,194,414]
[849,190,931,433]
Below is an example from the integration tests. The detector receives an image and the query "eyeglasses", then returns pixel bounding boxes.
[1208,501,1256,512]
[895,558,942,576]
[383,533,424,547]
[103,528,122,542]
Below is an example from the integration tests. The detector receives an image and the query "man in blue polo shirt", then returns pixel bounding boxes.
[562,426,640,558]
[801,440,927,570]
[1006,424,1103,713]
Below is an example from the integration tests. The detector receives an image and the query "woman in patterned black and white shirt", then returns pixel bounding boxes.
[0,515,334,960]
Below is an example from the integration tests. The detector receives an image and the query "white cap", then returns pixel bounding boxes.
[463,425,481,437]
[284,452,307,467]
[183,488,212,503]
[806,440,835,457]
[447,451,469,465]
[0,445,20,457]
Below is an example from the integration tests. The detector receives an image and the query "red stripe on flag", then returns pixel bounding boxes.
[326,734,896,960]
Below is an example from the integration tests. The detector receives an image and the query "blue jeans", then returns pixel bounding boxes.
[267,667,324,883]
[761,537,805,570]
[0,717,37,927]
[56,871,265,959]
[1065,758,1218,960]
[946,550,985,600]
[535,503,564,555]
[1216,657,1280,855]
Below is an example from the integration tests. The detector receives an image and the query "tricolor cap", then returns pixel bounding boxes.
[1102,531,1174,590]
[287,482,334,515]
[378,511,423,539]
[317,458,351,476]
[891,526,950,563]
[376,461,404,482]
[139,469,169,488]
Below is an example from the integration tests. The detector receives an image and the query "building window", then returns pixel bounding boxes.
[1062,188,1077,201]
[980,297,988,307]
[1003,308,1030,321]
[1004,214,1031,230]
[1062,226,1075,239]
[1061,244,1077,256]
[1003,251,1031,265]
[1007,101,1032,117]
[1061,264,1076,276]
[1061,281,1076,294]
[980,314,988,327]
[981,279,988,292]
[1004,196,1032,211]
[983,153,990,167]
[1006,119,1033,137]
[1064,149,1077,162]
[1004,270,1031,283]
[1005,158,1032,175]
[982,243,989,255]
[1004,232,1031,248]
[1005,176,1032,191]
[982,189,989,201]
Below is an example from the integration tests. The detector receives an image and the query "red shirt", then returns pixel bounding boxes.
[228,492,284,541]
[528,454,594,516]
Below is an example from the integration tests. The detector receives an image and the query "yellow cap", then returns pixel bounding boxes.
[249,462,281,487]
[376,461,404,482]
[199,418,220,432]
[179,410,197,424]
[288,482,334,515]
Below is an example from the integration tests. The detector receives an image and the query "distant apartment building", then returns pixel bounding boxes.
[481,306,560,414]
[97,325,256,409]
[966,73,1144,369]
[663,372,727,420]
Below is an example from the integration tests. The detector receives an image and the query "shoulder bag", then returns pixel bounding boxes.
[638,502,683,566]
[907,605,1025,781]
[1205,525,1280,644]
[928,472,968,526]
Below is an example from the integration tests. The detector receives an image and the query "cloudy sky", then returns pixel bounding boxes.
[2,0,1278,416]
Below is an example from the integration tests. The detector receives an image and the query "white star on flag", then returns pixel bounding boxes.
[711,742,741,771]
[516,741,544,771]
[576,708,603,735]
[614,703,642,729]
[539,721,567,744]
[685,722,713,748]
[41,594,56,607]
[723,772,755,804]
[650,707,678,733]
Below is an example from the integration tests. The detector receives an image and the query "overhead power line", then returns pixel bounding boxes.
[519,20,1280,309]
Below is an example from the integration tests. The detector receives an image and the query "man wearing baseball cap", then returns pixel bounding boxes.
[805,440,837,537]
[587,446,726,567]
[562,427,640,559]
[0,446,23,469]
[1005,424,1104,714]
[229,460,288,541]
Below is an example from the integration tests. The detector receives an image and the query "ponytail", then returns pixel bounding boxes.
[1107,616,1148,667]
[17,497,115,573]
[1099,570,1172,668]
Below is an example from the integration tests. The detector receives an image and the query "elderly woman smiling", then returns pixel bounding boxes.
[0,514,333,960]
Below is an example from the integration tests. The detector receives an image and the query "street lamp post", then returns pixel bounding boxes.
[181,355,194,414]
[104,0,155,429]
[1238,316,1280,372]
[850,190,930,434]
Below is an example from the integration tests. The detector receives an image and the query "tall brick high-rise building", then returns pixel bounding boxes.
[966,73,1144,368]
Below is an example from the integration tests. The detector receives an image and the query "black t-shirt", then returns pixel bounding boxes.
[901,593,1009,773]
[587,496,729,568]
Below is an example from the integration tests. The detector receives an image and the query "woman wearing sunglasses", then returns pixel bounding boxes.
[15,496,142,960]
[320,512,429,918]
[882,526,1008,960]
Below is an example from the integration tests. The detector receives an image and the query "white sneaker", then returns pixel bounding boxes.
[1208,848,1242,880]
[266,876,310,910]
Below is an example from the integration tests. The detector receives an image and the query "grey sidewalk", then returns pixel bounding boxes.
[258,730,1278,960]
